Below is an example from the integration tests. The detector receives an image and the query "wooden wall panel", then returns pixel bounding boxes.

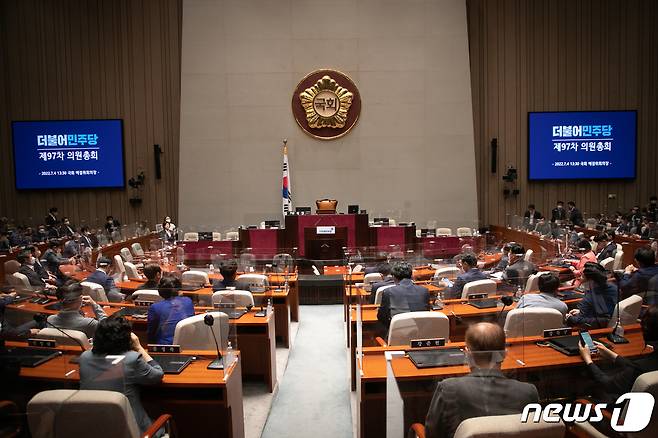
[0,0,181,229]
[467,0,658,226]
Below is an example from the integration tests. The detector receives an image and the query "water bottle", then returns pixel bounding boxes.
[266,298,273,316]
[223,341,235,369]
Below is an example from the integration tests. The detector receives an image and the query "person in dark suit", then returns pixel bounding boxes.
[44,207,59,229]
[84,257,125,302]
[620,247,658,303]
[27,245,57,285]
[58,217,75,237]
[579,305,658,404]
[424,322,539,438]
[79,226,94,250]
[136,263,162,291]
[443,254,487,299]
[377,261,430,331]
[105,215,121,234]
[0,232,10,252]
[369,262,394,304]
[147,277,194,345]
[550,200,567,223]
[42,240,74,276]
[502,243,536,289]
[16,250,57,291]
[33,225,48,243]
[615,216,632,235]
[523,204,543,229]
[627,205,642,232]
[566,262,618,328]
[567,201,585,227]
[212,259,239,291]
[79,317,164,435]
[594,232,617,262]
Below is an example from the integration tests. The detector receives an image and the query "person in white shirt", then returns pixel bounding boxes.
[516,272,568,316]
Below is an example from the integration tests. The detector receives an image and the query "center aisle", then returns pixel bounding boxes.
[260,305,353,438]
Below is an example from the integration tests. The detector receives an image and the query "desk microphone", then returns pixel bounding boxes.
[33,313,87,360]
[203,314,223,370]
[497,296,514,321]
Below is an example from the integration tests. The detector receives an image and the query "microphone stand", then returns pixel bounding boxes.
[607,271,628,344]
[33,314,87,362]
[203,314,223,370]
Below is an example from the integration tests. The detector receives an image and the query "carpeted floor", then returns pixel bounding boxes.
[260,305,353,438]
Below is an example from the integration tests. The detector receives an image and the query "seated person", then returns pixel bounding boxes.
[147,277,194,345]
[16,250,57,291]
[620,247,658,302]
[79,317,164,435]
[28,245,57,285]
[424,322,539,438]
[566,262,618,328]
[212,259,239,291]
[502,243,536,288]
[0,232,10,252]
[0,291,40,339]
[492,242,513,272]
[523,204,543,229]
[62,236,80,258]
[533,217,552,237]
[47,281,107,338]
[377,261,430,331]
[42,240,75,276]
[578,305,658,403]
[136,264,162,291]
[594,232,617,262]
[515,273,568,316]
[369,262,394,304]
[85,257,125,302]
[443,254,487,299]
[571,238,598,288]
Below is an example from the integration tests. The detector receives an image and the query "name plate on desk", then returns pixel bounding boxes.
[543,328,571,338]
[28,338,57,348]
[316,226,336,235]
[148,344,181,353]
[410,338,446,348]
[467,293,488,300]
[134,301,154,307]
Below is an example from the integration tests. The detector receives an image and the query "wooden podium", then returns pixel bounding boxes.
[304,227,347,261]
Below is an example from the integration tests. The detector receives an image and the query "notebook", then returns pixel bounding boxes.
[407,348,466,369]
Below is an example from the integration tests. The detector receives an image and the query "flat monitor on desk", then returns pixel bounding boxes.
[295,207,312,215]
[264,220,280,228]
[348,205,359,214]
[373,217,389,225]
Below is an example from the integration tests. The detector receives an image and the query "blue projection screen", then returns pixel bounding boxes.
[528,111,636,180]
[12,120,125,189]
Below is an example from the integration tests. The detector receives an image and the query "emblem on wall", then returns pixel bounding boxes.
[292,69,361,140]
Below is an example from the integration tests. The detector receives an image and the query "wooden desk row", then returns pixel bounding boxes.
[6,299,278,393]
[60,264,298,347]
[347,287,582,391]
[356,324,650,438]
[4,341,244,438]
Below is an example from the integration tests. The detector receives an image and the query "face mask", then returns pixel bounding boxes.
[557,205,563,209]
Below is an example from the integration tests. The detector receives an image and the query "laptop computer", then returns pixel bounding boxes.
[407,348,466,369]
[150,354,193,374]
[546,335,581,356]
[558,291,584,301]
[467,298,499,309]
[1,347,62,368]
[112,306,148,318]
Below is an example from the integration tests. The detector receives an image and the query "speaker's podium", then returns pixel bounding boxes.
[304,226,346,261]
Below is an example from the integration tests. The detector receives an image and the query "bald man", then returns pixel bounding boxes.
[424,323,539,438]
